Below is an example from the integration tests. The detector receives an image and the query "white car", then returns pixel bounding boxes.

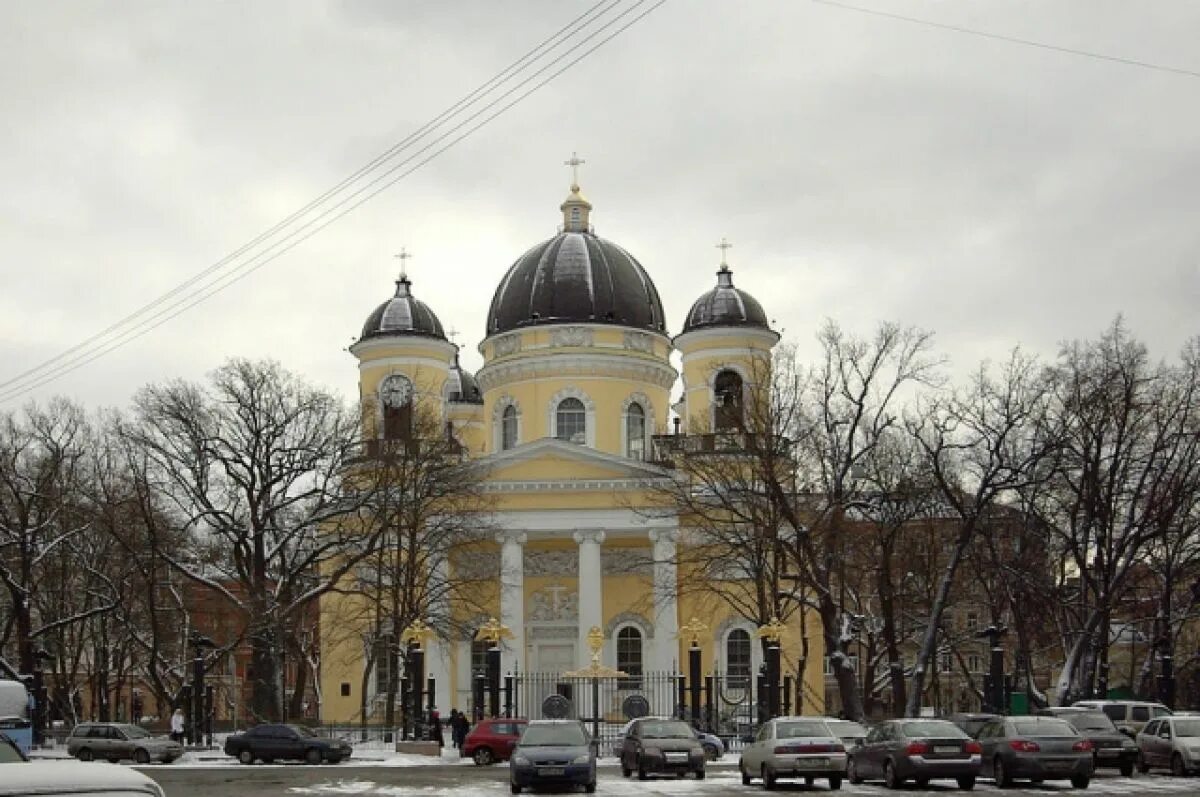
[739,716,847,790]
[0,760,164,797]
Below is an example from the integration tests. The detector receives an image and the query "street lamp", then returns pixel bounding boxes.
[475,618,512,718]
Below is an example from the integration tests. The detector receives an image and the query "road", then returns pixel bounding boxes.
[137,763,1200,797]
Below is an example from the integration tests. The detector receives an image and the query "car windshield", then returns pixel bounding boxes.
[1063,713,1117,732]
[288,725,317,738]
[0,738,24,763]
[520,724,588,747]
[1174,720,1200,737]
[118,724,150,739]
[777,721,831,738]
[902,721,965,738]
[640,721,695,739]
[1013,719,1076,737]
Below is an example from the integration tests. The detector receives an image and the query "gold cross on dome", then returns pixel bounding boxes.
[564,151,586,187]
[393,247,413,280]
[716,237,733,268]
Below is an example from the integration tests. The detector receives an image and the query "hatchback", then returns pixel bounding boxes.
[463,718,527,765]
[976,715,1094,788]
[1136,715,1200,776]
[740,716,846,790]
[509,719,595,795]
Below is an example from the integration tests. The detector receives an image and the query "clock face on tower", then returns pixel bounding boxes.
[380,374,413,408]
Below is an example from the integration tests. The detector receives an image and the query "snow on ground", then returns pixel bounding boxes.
[288,772,744,795]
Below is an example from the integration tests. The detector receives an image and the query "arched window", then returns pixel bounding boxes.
[726,629,752,688]
[617,626,643,686]
[625,402,646,460]
[714,370,744,431]
[501,405,518,450]
[556,398,586,443]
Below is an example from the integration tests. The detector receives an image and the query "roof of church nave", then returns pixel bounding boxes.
[680,238,771,334]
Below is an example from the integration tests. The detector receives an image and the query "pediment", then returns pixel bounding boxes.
[481,437,671,485]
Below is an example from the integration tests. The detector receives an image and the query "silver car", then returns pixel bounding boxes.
[739,716,847,790]
[1137,716,1200,776]
[67,722,183,764]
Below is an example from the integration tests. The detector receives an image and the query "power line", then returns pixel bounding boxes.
[0,0,669,403]
[0,0,627,399]
[812,0,1200,79]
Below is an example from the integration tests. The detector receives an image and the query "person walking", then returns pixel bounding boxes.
[451,709,470,752]
[429,710,444,749]
[170,708,185,744]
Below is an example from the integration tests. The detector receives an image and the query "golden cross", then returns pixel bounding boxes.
[394,247,413,280]
[716,237,733,268]
[564,151,586,187]
[680,616,709,647]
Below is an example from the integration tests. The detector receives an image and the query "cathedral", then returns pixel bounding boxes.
[318,162,825,722]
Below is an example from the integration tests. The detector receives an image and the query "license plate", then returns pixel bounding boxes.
[538,767,565,776]
[935,746,960,754]
[665,752,687,761]
[796,758,828,768]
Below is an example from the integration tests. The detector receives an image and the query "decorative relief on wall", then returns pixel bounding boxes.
[527,583,578,622]
[454,551,500,580]
[601,548,652,576]
[622,331,652,352]
[527,625,579,640]
[551,326,593,347]
[525,550,579,576]
[494,334,522,357]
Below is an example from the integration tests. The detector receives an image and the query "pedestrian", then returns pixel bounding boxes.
[429,710,444,748]
[451,709,470,751]
[170,708,185,744]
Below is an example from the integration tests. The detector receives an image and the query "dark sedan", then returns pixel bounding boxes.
[1039,707,1137,776]
[509,720,595,794]
[620,717,706,780]
[223,724,351,765]
[976,715,1094,788]
[848,718,981,790]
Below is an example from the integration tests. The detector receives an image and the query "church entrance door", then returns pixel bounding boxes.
[536,643,575,674]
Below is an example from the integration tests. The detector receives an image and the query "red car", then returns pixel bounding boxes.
[463,718,527,765]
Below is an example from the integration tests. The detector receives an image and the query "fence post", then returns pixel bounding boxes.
[487,646,501,718]
[504,674,514,718]
[676,675,686,720]
[426,675,435,738]
[704,675,714,732]
[766,643,781,720]
[591,677,600,752]
[782,675,793,717]
[688,645,702,727]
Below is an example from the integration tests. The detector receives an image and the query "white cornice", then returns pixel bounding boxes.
[351,336,457,362]
[478,323,672,357]
[484,478,670,493]
[673,326,780,351]
[477,352,677,392]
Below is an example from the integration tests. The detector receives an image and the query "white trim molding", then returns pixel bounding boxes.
[620,392,655,460]
[548,386,596,448]
[491,394,522,453]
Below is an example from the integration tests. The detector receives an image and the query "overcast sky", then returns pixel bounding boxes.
[2,0,1197,410]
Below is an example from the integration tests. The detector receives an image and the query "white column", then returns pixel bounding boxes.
[573,529,606,668]
[427,554,452,713]
[649,528,680,671]
[497,531,527,675]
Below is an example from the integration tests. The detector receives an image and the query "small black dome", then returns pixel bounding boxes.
[445,356,483,404]
[360,274,446,342]
[682,266,770,333]
[486,231,667,336]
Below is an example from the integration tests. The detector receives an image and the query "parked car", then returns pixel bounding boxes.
[0,760,165,797]
[848,718,981,790]
[619,717,706,780]
[1072,699,1172,736]
[66,722,183,764]
[463,718,527,765]
[740,716,847,790]
[223,723,351,765]
[0,732,28,763]
[976,715,1094,788]
[1136,715,1200,776]
[509,719,596,795]
[617,717,724,760]
[1038,707,1137,776]
[945,713,1000,739]
[824,718,868,749]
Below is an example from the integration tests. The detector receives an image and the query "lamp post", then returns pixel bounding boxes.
[401,620,435,740]
[975,625,1007,714]
[756,617,787,721]
[680,617,708,727]
[188,633,215,747]
[475,618,513,718]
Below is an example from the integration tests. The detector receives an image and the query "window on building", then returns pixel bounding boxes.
[616,627,643,687]
[968,655,982,673]
[626,403,646,459]
[966,612,979,632]
[372,634,395,696]
[556,398,586,443]
[726,629,752,687]
[714,370,744,431]
[501,405,518,450]
[939,652,954,673]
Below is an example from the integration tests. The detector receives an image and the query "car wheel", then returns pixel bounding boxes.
[848,758,863,785]
[473,747,494,766]
[1138,752,1150,774]
[238,750,254,765]
[77,748,93,762]
[1119,761,1134,777]
[884,760,904,789]
[107,757,120,764]
[957,776,976,791]
[585,782,596,794]
[805,776,815,786]
[305,748,322,765]
[510,784,521,795]
[993,756,1013,788]
[637,758,649,781]
[621,756,632,778]
[762,764,777,790]
[1172,753,1187,777]
[703,742,719,761]
[327,755,342,765]
[134,748,151,765]
[829,775,843,790]
[740,759,752,785]
[1071,774,1090,789]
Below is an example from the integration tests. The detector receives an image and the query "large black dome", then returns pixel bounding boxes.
[486,231,667,336]
[682,265,770,334]
[360,275,446,342]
